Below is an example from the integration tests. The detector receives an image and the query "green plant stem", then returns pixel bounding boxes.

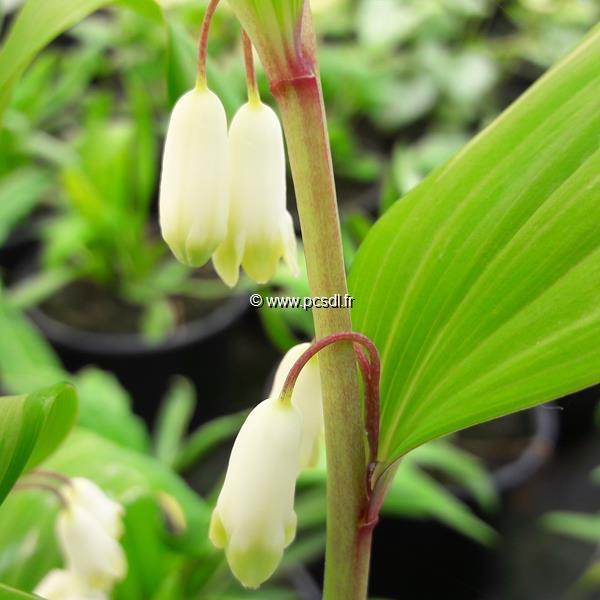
[274,75,371,599]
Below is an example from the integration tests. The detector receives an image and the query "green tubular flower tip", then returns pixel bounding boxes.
[226,539,284,590]
[209,397,302,587]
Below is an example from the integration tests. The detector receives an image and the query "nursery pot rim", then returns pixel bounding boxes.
[450,403,560,500]
[491,402,560,492]
[28,291,248,357]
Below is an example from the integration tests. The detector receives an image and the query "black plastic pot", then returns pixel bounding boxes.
[0,219,42,275]
[554,384,600,448]
[453,404,560,502]
[28,291,248,426]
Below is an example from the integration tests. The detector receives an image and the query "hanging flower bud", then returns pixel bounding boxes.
[209,397,302,588]
[34,569,107,600]
[213,101,298,286]
[57,502,126,589]
[56,479,126,590]
[270,343,324,469]
[63,478,124,539]
[159,87,229,267]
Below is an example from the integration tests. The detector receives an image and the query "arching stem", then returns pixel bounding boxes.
[13,481,67,507]
[196,0,220,90]
[278,332,380,471]
[29,468,71,485]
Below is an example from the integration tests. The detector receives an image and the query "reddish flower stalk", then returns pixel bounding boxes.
[13,481,67,507]
[196,0,220,89]
[29,468,71,485]
[278,332,381,474]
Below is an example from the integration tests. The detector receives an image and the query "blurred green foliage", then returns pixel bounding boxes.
[0,2,597,596]
[0,0,597,344]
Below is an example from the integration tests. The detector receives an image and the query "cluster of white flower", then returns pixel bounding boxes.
[159,85,298,287]
[209,343,323,588]
[34,478,126,600]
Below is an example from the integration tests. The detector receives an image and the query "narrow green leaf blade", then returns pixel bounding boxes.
[408,440,498,511]
[0,0,162,121]
[382,464,497,546]
[349,28,600,463]
[0,0,109,118]
[0,584,39,599]
[154,376,195,466]
[0,383,77,505]
[0,168,50,245]
[542,511,600,544]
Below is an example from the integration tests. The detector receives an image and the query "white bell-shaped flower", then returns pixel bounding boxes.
[34,569,107,600]
[270,343,324,469]
[213,101,298,286]
[56,501,126,589]
[159,87,229,267]
[209,397,302,588]
[64,478,124,539]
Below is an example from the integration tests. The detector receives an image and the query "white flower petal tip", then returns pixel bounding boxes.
[57,502,127,589]
[209,397,302,588]
[159,88,229,267]
[212,235,242,288]
[270,343,324,470]
[213,101,299,286]
[34,569,108,600]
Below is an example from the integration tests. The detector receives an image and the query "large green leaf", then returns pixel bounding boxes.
[0,0,162,122]
[382,463,497,546]
[349,27,600,464]
[0,383,77,506]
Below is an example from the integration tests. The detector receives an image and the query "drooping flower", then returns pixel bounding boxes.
[63,478,124,539]
[213,100,298,286]
[34,569,107,600]
[209,397,302,588]
[47,477,126,591]
[56,501,127,590]
[159,87,229,267]
[270,343,324,469]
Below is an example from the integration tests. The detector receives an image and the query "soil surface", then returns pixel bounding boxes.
[39,278,222,335]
